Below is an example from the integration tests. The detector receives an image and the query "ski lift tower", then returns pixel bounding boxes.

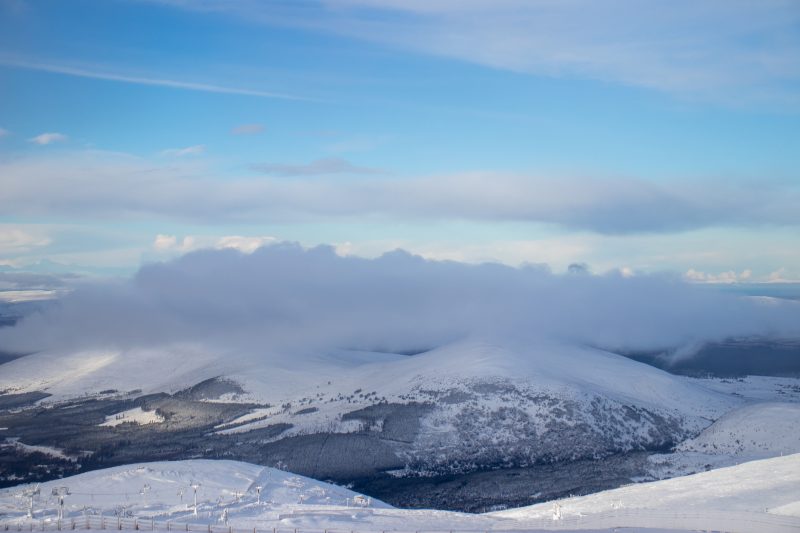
[51,487,70,521]
[21,486,40,519]
[255,486,262,505]
[190,482,201,516]
[140,484,151,506]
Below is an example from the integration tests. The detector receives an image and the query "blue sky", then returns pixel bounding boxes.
[1,0,799,281]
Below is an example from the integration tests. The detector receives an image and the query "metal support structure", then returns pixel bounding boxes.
[190,484,201,517]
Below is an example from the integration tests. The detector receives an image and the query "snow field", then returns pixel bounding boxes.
[1,456,799,532]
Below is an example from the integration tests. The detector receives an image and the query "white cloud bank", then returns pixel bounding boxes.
[1,152,799,234]
[1,243,798,358]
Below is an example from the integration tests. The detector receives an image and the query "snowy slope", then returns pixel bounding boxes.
[640,401,800,482]
[0,344,230,400]
[1,457,799,532]
[0,460,390,523]
[494,453,800,521]
[675,402,800,456]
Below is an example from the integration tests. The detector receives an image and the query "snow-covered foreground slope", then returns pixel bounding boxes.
[1,457,799,532]
[0,460,390,522]
[494,453,800,522]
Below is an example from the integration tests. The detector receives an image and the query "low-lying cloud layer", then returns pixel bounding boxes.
[1,243,798,358]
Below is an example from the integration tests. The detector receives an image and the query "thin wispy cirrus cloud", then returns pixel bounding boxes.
[148,0,800,104]
[160,144,206,157]
[2,151,800,235]
[29,132,68,145]
[251,157,385,177]
[0,127,9,138]
[0,55,309,101]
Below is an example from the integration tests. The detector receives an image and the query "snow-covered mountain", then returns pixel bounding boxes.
[0,338,738,480]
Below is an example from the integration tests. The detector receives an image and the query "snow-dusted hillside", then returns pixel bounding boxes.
[1,457,799,532]
[675,402,800,456]
[0,339,738,480]
[642,400,800,481]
